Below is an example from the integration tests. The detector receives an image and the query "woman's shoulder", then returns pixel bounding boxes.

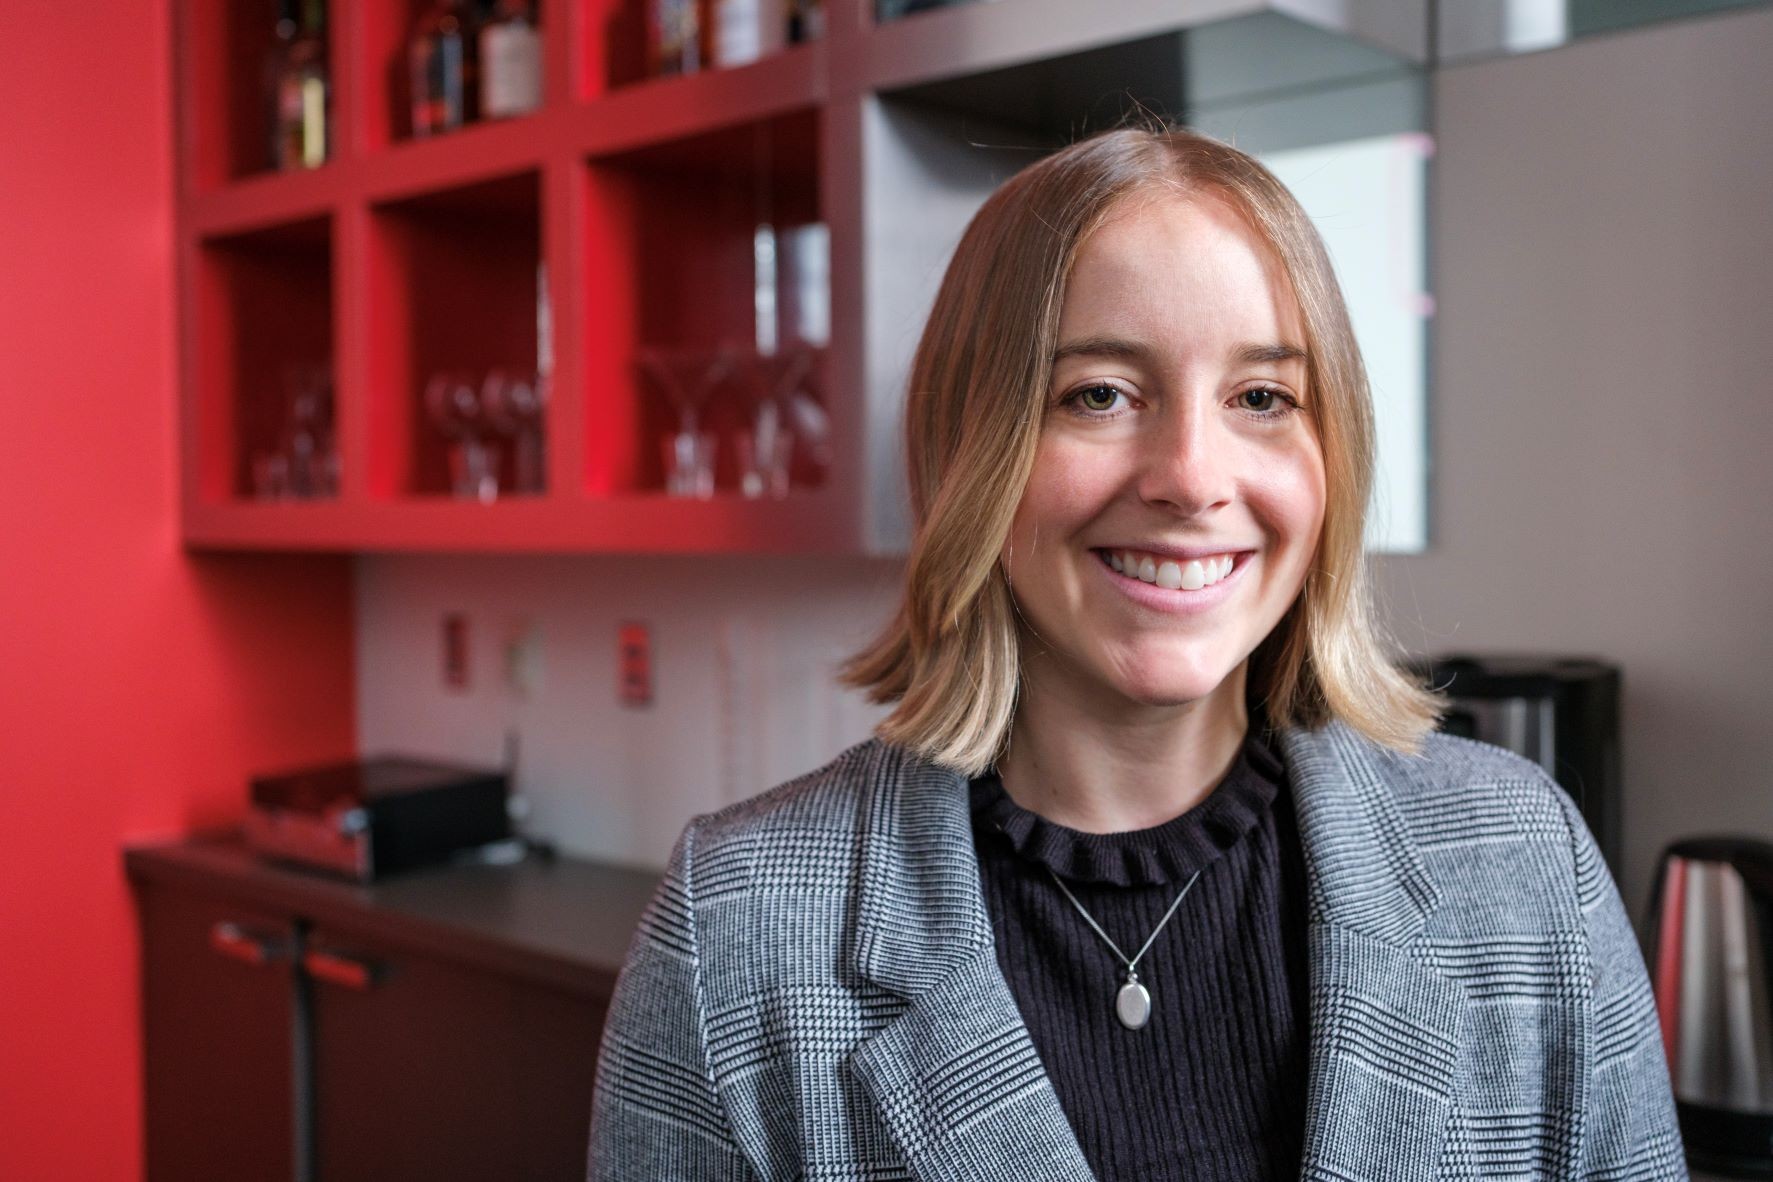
[1345,724,1602,916]
[679,736,917,873]
[1352,724,1580,840]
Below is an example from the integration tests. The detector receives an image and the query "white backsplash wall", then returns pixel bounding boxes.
[354,554,902,872]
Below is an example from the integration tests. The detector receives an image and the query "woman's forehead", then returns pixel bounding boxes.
[1060,192,1303,350]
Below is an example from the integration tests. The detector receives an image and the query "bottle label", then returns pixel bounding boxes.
[300,75,327,166]
[717,0,762,67]
[481,23,542,118]
[655,0,698,74]
[278,77,306,168]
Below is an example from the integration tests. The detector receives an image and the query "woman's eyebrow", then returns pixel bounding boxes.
[1050,336,1308,366]
[1234,341,1308,365]
[1051,335,1152,364]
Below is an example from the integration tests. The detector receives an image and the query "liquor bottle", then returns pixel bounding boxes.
[787,0,823,44]
[263,0,298,170]
[276,0,329,169]
[479,0,542,120]
[647,0,707,76]
[714,0,785,68]
[409,0,482,137]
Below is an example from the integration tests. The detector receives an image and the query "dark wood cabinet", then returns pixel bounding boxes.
[138,888,299,1181]
[126,830,659,1182]
[306,919,603,1179]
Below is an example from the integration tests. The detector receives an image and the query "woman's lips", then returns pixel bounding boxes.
[1091,547,1254,614]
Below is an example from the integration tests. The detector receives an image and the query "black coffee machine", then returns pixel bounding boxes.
[1401,653,1623,878]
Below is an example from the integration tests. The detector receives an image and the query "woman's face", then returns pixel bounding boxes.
[1001,188,1327,713]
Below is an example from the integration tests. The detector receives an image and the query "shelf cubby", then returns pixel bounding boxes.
[365,169,544,499]
[575,0,824,104]
[355,0,565,150]
[177,0,343,189]
[190,215,338,504]
[581,106,823,498]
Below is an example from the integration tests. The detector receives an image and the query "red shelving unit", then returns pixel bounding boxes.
[173,0,855,553]
[176,0,1322,554]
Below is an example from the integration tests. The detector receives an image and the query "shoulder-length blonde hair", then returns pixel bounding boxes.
[840,121,1446,776]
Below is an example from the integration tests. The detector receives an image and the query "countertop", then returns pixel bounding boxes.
[123,827,663,997]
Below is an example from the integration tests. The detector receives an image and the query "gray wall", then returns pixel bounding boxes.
[356,5,1773,927]
[1379,4,1773,915]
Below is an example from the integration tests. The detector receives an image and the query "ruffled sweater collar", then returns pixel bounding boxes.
[968,720,1288,888]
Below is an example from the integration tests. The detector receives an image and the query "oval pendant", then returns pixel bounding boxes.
[1116,979,1151,1030]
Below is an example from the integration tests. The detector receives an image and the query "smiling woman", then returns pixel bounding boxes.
[837,126,1439,789]
[587,122,1685,1182]
[989,186,1329,835]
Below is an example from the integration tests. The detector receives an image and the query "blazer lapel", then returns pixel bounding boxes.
[1279,721,1469,1181]
[844,722,1470,1182]
[847,945,1098,1181]
[845,741,1096,1181]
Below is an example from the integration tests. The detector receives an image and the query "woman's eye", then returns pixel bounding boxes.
[1237,386,1302,419]
[1064,383,1128,415]
[1058,382,1301,420]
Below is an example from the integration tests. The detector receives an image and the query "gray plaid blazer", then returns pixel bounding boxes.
[587,720,1687,1180]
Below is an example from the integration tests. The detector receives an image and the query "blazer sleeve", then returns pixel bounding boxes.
[587,818,759,1182]
[1553,786,1689,1180]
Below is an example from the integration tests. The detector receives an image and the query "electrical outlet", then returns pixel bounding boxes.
[618,621,651,707]
[504,617,543,700]
[443,612,469,691]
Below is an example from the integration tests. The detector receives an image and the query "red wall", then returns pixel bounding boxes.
[0,5,357,1178]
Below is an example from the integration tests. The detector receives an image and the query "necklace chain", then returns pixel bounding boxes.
[1045,864,1203,975]
[989,766,1219,1029]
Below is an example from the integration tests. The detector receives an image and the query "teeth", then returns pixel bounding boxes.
[1108,549,1238,590]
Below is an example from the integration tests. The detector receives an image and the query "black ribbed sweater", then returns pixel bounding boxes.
[967,721,1310,1180]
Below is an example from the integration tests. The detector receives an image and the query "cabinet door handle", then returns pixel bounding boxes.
[303,947,383,991]
[208,921,292,967]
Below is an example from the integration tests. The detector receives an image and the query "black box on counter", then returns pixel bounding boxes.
[244,756,512,883]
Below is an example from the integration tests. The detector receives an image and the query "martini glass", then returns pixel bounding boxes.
[733,343,814,498]
[637,346,736,497]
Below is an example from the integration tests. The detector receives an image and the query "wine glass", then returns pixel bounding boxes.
[637,346,737,497]
[424,370,497,502]
[482,368,547,495]
[284,361,335,498]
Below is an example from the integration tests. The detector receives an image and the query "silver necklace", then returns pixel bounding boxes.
[1045,864,1203,1031]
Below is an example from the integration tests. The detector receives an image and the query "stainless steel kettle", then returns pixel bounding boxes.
[1648,837,1773,1175]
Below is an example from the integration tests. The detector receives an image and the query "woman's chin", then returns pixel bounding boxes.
[1102,664,1237,709]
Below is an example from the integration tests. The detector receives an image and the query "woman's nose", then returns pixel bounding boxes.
[1134,399,1235,516]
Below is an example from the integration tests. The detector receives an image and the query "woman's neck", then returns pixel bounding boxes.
[992,660,1251,834]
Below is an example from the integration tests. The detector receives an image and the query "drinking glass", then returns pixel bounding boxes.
[284,361,336,498]
[637,346,736,497]
[482,368,547,495]
[424,370,498,502]
[733,344,814,498]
